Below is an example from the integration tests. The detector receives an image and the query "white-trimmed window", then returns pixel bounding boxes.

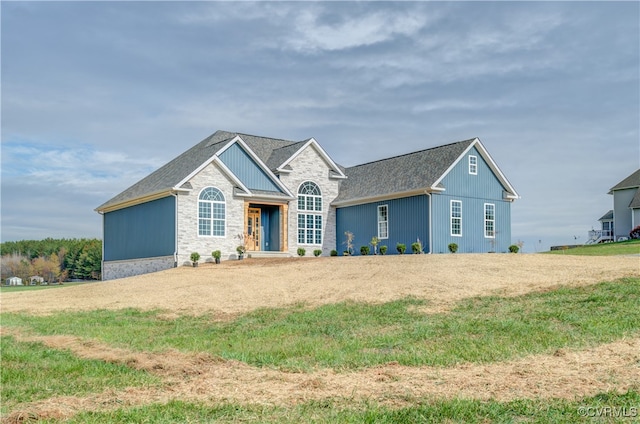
[484,203,495,238]
[377,205,389,239]
[198,187,225,237]
[469,155,477,175]
[450,200,462,236]
[298,181,322,245]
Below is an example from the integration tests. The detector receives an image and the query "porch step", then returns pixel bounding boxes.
[246,251,293,259]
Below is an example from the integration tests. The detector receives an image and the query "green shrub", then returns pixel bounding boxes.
[448,243,458,253]
[379,245,388,255]
[360,245,370,255]
[508,244,519,253]
[190,252,200,263]
[396,243,406,254]
[211,250,221,260]
[313,249,322,257]
[330,249,338,256]
[411,241,423,254]
[297,248,306,257]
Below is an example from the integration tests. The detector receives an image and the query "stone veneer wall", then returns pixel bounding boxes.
[103,256,175,280]
[278,145,340,256]
[176,161,245,265]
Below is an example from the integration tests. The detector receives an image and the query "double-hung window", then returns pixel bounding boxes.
[469,155,478,175]
[484,203,495,238]
[297,181,322,245]
[198,187,225,237]
[377,205,388,239]
[450,200,462,236]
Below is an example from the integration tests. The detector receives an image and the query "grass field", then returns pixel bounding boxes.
[546,239,640,256]
[1,253,639,422]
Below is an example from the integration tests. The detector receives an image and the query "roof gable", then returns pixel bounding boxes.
[276,138,346,178]
[333,138,518,206]
[609,169,640,192]
[96,130,311,212]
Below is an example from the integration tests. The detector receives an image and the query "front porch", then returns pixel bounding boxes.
[243,201,289,253]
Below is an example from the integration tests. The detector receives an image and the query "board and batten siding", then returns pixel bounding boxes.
[430,146,512,253]
[103,195,176,261]
[218,142,283,193]
[336,195,430,254]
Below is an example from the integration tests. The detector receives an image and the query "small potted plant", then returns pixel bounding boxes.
[396,243,406,254]
[236,245,246,260]
[370,236,380,255]
[379,245,388,255]
[313,249,322,257]
[190,252,200,267]
[212,250,221,264]
[448,243,458,253]
[297,247,306,257]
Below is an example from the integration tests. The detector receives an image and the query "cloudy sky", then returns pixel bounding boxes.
[2,1,638,252]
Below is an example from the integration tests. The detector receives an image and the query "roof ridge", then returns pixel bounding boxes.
[346,138,476,170]
[236,132,301,145]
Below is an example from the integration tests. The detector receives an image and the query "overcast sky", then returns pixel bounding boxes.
[2,1,638,252]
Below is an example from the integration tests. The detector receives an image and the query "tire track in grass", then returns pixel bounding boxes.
[2,327,639,423]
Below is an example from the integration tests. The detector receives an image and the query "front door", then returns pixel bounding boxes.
[246,208,261,251]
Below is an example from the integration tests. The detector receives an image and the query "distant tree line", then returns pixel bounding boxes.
[0,238,102,282]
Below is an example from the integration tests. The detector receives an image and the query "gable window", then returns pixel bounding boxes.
[484,203,495,238]
[198,187,225,237]
[469,155,478,175]
[297,181,322,245]
[377,205,389,239]
[451,200,462,236]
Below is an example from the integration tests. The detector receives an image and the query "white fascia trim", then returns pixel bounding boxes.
[247,193,296,202]
[277,138,347,179]
[331,188,429,208]
[211,156,253,195]
[95,189,174,213]
[231,136,295,198]
[432,138,520,200]
[172,148,253,196]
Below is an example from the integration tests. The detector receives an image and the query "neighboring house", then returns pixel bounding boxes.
[96,130,519,280]
[30,276,45,285]
[588,169,640,244]
[587,210,614,244]
[5,277,23,286]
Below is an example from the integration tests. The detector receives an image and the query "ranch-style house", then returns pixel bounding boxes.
[96,130,519,280]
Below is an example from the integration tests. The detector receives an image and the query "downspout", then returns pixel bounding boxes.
[427,192,433,254]
[99,211,105,280]
[171,192,178,267]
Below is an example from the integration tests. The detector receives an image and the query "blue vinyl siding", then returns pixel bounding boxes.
[431,195,511,253]
[336,195,429,254]
[104,196,175,261]
[430,147,511,253]
[219,143,282,192]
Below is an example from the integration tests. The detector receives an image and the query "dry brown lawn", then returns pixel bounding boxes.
[2,253,639,316]
[2,254,639,422]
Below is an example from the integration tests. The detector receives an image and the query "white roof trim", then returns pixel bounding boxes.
[277,138,347,179]
[232,136,295,198]
[430,138,520,199]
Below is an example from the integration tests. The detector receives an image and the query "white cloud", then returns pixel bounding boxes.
[284,9,430,53]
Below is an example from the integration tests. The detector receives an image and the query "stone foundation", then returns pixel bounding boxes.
[102,256,175,280]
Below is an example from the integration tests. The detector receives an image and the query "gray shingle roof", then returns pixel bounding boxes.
[599,210,614,221]
[333,139,476,204]
[610,169,640,192]
[96,130,303,211]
